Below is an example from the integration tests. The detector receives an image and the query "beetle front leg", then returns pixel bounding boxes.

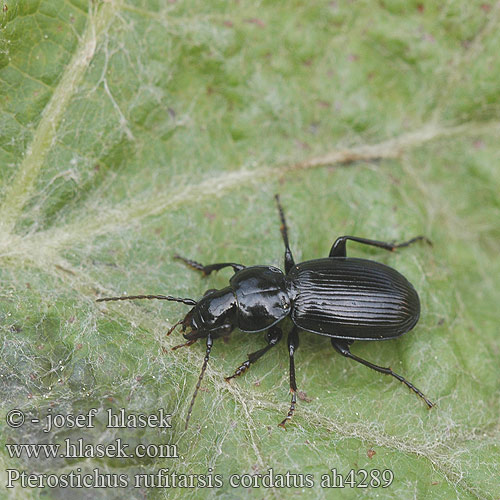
[279,326,300,428]
[174,255,245,276]
[331,339,434,408]
[225,326,283,381]
[329,235,432,258]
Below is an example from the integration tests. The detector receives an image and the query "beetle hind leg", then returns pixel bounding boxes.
[225,326,282,381]
[331,339,434,408]
[329,235,432,258]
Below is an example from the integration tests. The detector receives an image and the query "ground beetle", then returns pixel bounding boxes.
[97,195,434,429]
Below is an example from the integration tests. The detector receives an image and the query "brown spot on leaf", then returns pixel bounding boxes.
[295,140,311,151]
[298,391,312,402]
[244,18,265,28]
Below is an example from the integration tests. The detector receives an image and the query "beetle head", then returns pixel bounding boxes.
[180,287,237,340]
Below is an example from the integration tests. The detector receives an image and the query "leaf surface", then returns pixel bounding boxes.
[1,1,499,499]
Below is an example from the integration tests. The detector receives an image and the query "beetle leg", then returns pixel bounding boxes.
[331,339,434,408]
[174,255,245,276]
[329,235,432,258]
[225,326,282,381]
[274,195,295,274]
[279,326,300,428]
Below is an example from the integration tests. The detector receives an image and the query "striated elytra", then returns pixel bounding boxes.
[97,195,434,429]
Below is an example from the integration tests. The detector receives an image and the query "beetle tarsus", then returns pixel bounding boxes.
[174,254,245,276]
[391,235,433,250]
[225,360,250,381]
[279,388,297,429]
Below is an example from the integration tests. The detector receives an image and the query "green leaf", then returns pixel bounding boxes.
[1,1,499,499]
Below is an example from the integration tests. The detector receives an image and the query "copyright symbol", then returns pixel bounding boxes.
[6,409,25,428]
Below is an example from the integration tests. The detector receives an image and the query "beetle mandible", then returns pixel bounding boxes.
[97,195,434,429]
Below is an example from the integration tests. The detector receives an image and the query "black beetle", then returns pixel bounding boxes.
[97,195,434,429]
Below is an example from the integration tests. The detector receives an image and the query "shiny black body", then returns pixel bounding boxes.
[198,258,420,341]
[97,196,434,429]
[288,257,420,340]
[231,266,291,332]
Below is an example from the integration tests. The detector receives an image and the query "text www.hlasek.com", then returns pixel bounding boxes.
[5,438,177,460]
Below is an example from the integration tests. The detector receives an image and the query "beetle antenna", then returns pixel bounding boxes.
[185,334,213,430]
[96,294,197,306]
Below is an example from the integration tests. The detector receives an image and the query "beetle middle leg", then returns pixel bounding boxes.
[174,255,245,276]
[274,194,295,274]
[279,326,300,428]
[331,339,434,408]
[329,235,432,258]
[225,326,283,381]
